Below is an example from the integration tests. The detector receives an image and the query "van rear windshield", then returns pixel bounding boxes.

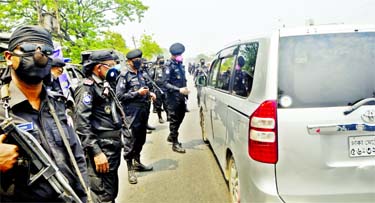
[278,32,375,108]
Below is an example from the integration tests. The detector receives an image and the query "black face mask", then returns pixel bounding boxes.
[15,53,52,84]
[159,60,165,65]
[132,59,142,70]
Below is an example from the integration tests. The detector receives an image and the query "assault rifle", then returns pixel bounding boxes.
[103,82,131,134]
[0,118,82,203]
[141,71,164,95]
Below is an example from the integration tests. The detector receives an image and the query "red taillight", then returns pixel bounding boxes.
[248,100,278,164]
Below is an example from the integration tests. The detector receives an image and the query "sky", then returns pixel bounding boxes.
[113,0,375,58]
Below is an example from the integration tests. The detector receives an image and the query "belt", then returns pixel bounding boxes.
[96,130,122,139]
[126,102,149,108]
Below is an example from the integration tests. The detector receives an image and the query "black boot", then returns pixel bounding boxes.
[127,160,137,184]
[157,111,165,123]
[172,142,186,153]
[167,136,173,143]
[133,156,153,172]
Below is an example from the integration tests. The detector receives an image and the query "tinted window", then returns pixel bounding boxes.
[278,32,375,108]
[208,59,220,87]
[217,56,235,91]
[233,42,258,97]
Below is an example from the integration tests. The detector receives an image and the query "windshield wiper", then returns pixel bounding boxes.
[344,97,375,115]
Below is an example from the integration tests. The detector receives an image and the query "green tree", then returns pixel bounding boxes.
[0,0,148,62]
[0,0,148,43]
[65,31,130,63]
[138,34,163,60]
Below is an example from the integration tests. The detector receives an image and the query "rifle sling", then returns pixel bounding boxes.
[46,98,90,199]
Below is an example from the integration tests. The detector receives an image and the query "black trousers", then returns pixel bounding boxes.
[167,97,186,143]
[153,90,167,112]
[88,137,122,202]
[123,105,149,161]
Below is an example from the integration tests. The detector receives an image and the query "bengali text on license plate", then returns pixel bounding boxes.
[348,135,375,157]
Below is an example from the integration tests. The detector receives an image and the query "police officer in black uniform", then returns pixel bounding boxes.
[116,49,155,184]
[150,55,168,123]
[0,25,88,202]
[74,50,122,202]
[139,58,157,132]
[233,56,248,97]
[164,43,190,153]
[47,57,66,92]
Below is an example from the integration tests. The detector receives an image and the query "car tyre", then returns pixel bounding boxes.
[228,156,240,203]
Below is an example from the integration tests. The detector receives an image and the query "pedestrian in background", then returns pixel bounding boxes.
[193,58,209,106]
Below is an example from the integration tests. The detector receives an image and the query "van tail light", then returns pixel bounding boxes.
[248,100,278,164]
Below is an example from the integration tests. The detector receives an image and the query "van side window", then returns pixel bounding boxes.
[217,56,235,91]
[208,59,220,87]
[232,42,259,97]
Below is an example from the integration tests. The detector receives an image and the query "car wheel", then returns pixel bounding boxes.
[228,157,240,203]
[199,107,208,143]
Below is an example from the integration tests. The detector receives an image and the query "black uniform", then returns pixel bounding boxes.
[74,75,123,202]
[150,63,167,117]
[233,70,248,97]
[163,59,187,144]
[116,67,151,162]
[0,82,88,202]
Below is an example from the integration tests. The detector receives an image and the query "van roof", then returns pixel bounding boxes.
[279,24,375,37]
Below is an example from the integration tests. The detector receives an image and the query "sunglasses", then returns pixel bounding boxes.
[18,43,54,56]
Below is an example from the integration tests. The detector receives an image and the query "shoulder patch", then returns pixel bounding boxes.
[82,92,93,105]
[83,78,94,86]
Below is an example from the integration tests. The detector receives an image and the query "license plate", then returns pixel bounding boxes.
[348,135,375,157]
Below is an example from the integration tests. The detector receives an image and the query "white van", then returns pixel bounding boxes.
[199,24,375,203]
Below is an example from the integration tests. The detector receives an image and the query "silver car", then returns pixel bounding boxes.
[199,24,375,203]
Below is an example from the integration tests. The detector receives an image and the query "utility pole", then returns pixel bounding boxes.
[132,35,137,48]
[36,0,43,26]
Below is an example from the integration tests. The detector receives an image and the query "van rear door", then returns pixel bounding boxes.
[275,31,375,202]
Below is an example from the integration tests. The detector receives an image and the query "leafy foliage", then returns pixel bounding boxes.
[138,34,163,60]
[0,0,148,62]
[64,31,130,63]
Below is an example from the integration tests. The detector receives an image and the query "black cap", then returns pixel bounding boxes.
[237,56,245,67]
[82,50,114,76]
[169,43,185,55]
[126,49,142,60]
[89,50,114,62]
[51,58,66,67]
[8,25,53,51]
